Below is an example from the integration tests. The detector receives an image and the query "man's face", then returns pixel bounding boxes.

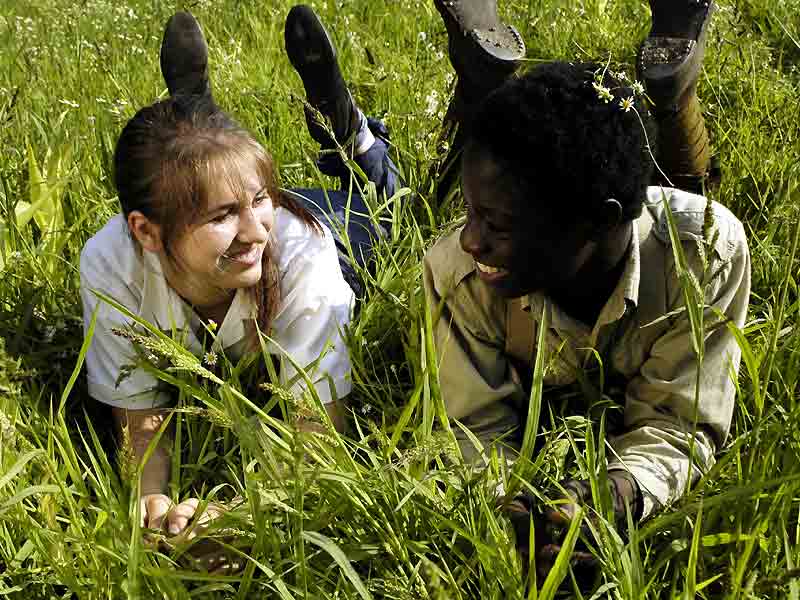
[459,146,596,299]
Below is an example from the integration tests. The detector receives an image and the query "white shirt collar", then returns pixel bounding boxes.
[139,249,257,353]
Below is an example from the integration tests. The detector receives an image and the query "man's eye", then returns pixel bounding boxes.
[486,221,508,235]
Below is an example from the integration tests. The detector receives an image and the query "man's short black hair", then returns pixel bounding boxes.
[466,61,656,222]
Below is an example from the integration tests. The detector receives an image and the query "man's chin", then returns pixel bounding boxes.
[483,276,540,299]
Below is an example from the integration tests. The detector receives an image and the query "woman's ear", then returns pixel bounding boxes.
[127,211,163,253]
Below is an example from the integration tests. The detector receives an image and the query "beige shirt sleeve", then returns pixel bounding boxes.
[609,216,751,518]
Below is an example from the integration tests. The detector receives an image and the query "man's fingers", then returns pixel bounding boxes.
[536,543,598,581]
[545,499,579,525]
[166,498,200,536]
[144,495,173,530]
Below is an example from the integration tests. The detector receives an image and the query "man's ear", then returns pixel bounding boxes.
[589,198,624,238]
[127,211,163,253]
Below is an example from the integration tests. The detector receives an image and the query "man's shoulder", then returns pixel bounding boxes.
[642,187,747,263]
[424,226,477,294]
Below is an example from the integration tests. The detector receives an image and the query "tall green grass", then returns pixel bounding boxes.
[1,0,799,597]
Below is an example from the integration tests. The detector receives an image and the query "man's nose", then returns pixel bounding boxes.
[459,215,488,258]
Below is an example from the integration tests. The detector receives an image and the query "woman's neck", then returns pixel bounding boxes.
[159,255,235,324]
[193,297,235,326]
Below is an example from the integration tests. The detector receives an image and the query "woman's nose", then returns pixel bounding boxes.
[237,206,268,244]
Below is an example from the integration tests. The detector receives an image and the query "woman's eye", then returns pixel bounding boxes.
[211,210,234,223]
[253,194,268,206]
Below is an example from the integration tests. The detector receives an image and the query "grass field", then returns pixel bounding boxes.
[1,0,800,597]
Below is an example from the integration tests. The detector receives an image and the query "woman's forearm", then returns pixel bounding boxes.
[112,407,172,495]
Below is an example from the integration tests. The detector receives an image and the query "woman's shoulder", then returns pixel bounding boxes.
[80,214,143,290]
[273,206,335,270]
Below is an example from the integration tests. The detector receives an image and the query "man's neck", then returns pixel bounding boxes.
[550,222,633,327]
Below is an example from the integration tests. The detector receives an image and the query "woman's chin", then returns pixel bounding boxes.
[225,263,263,288]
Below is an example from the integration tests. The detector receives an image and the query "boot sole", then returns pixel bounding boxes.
[284,5,338,89]
[637,1,716,109]
[433,0,525,70]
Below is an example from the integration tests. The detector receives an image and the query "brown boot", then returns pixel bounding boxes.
[638,1,716,192]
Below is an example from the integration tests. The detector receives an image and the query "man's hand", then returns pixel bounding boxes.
[502,472,642,583]
[536,472,642,582]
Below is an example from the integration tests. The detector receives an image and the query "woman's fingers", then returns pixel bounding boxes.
[166,498,200,536]
[141,494,173,530]
[195,502,225,528]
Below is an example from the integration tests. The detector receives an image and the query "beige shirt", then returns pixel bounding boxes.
[424,187,751,517]
[80,207,354,409]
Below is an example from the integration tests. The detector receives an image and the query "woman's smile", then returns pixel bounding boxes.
[221,244,263,267]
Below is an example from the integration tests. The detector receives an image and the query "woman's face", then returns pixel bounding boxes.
[168,157,275,305]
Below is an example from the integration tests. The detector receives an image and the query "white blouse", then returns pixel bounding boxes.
[79,207,355,409]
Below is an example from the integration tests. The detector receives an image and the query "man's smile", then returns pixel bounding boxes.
[475,260,510,282]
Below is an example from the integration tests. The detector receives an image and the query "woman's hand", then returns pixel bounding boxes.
[141,494,226,537]
[146,495,245,575]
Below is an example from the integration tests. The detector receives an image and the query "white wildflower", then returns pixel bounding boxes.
[203,351,218,366]
[592,82,613,104]
[58,99,80,109]
[631,81,645,96]
[619,97,634,112]
[424,89,440,118]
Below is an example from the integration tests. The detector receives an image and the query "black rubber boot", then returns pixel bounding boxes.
[160,12,212,99]
[638,1,716,192]
[284,5,360,149]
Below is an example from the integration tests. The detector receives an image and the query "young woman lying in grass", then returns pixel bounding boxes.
[80,6,397,536]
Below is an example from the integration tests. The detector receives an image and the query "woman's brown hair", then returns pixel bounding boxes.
[113,95,321,334]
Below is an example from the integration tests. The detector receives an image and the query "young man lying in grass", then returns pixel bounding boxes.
[424,0,750,577]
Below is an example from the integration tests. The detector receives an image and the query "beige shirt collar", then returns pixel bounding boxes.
[520,221,641,337]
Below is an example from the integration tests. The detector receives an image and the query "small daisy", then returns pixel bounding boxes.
[203,351,218,366]
[619,97,634,112]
